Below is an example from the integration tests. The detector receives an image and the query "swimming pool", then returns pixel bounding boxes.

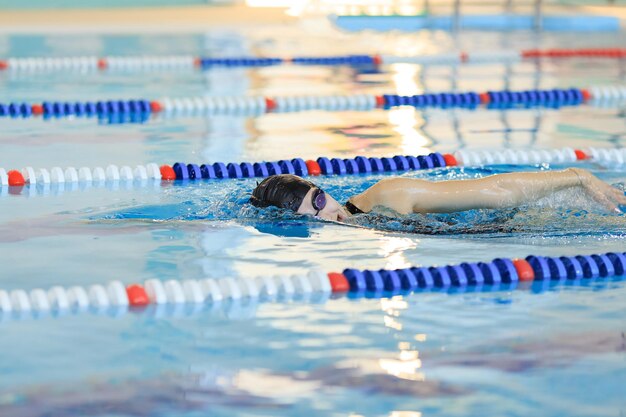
[0,28,625,417]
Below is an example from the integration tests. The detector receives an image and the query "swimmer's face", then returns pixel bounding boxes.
[250,174,349,222]
[297,188,349,222]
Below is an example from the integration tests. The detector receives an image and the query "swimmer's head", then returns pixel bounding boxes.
[250,174,348,221]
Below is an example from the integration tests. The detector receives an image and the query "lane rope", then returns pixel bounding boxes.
[1,251,624,322]
[1,48,624,73]
[2,147,618,194]
[1,86,624,121]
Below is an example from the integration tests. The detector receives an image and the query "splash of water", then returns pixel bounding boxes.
[95,167,626,237]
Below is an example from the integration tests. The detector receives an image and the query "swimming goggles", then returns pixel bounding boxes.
[312,188,327,216]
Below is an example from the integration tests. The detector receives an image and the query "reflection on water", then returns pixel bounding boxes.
[1,289,625,416]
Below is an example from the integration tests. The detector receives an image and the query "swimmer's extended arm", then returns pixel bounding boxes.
[348,168,626,214]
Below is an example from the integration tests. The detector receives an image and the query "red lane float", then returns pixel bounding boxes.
[574,150,589,160]
[150,101,162,113]
[305,160,322,176]
[31,104,43,116]
[126,284,150,306]
[265,98,277,112]
[7,170,25,186]
[328,273,350,293]
[512,259,535,282]
[522,48,626,59]
[443,153,458,167]
[159,165,176,181]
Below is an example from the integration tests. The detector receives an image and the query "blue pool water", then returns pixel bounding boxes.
[0,28,625,417]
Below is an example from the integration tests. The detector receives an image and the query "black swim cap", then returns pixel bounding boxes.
[250,174,317,212]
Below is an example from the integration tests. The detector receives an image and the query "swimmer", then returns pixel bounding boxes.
[250,168,626,221]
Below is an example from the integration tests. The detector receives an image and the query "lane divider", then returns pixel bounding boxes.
[1,86,624,121]
[1,48,624,73]
[1,147,609,192]
[456,147,626,166]
[1,251,623,322]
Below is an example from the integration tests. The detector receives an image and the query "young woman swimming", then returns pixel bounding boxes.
[249,168,626,222]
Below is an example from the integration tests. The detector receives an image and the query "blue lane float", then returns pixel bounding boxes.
[169,152,447,181]
[339,251,626,295]
[198,55,375,68]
